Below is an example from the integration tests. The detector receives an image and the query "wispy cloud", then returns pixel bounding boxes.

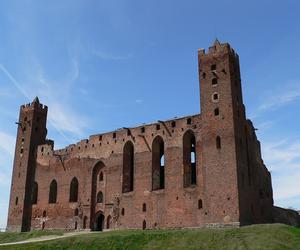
[262,139,300,172]
[0,62,88,142]
[258,85,300,111]
[93,50,133,60]
[262,139,300,204]
[0,64,31,99]
[0,131,15,156]
[35,59,88,138]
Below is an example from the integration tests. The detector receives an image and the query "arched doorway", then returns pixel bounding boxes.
[94,211,105,231]
[90,161,106,230]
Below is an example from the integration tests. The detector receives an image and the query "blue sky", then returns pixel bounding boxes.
[0,0,300,229]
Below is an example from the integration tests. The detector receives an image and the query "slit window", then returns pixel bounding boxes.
[187,118,192,125]
[211,64,216,71]
[99,172,104,182]
[143,203,147,212]
[214,108,219,116]
[216,136,221,149]
[198,199,203,209]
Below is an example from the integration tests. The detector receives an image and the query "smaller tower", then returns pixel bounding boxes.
[7,97,48,232]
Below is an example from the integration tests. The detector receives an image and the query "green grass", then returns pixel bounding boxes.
[0,224,300,250]
[0,230,64,244]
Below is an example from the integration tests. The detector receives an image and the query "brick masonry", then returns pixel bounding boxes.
[7,41,274,232]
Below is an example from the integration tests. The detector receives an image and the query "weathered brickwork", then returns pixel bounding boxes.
[7,41,274,232]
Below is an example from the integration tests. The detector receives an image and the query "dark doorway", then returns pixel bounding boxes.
[95,212,104,231]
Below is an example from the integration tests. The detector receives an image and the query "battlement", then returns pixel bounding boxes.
[20,97,48,112]
[37,113,201,160]
[198,39,237,58]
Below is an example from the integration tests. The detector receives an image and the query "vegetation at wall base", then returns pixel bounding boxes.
[0,224,300,250]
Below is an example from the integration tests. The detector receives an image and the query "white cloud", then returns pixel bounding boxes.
[258,85,300,111]
[48,102,87,137]
[0,132,15,156]
[0,61,88,141]
[262,139,300,172]
[261,139,300,204]
[0,64,31,100]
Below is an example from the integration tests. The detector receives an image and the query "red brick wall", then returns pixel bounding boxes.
[7,42,274,231]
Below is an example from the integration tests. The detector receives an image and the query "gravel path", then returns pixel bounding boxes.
[0,231,92,246]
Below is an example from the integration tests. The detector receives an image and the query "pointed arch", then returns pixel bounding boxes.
[49,179,57,204]
[183,130,197,187]
[122,141,134,193]
[90,161,106,230]
[32,181,38,204]
[152,136,165,190]
[69,177,79,202]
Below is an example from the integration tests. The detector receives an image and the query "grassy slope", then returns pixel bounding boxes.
[0,224,300,250]
[0,230,64,244]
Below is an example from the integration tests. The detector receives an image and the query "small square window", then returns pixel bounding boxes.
[211,64,216,71]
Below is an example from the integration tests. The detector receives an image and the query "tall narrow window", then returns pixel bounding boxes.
[122,141,134,193]
[32,181,38,204]
[99,172,103,182]
[198,199,203,209]
[183,130,197,187]
[216,136,221,149]
[97,191,103,203]
[143,220,146,230]
[49,179,57,204]
[152,136,165,190]
[69,177,79,202]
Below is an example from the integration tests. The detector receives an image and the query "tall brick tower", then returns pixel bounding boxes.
[7,97,48,232]
[198,40,273,225]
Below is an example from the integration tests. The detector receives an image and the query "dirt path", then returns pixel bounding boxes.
[0,231,92,246]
